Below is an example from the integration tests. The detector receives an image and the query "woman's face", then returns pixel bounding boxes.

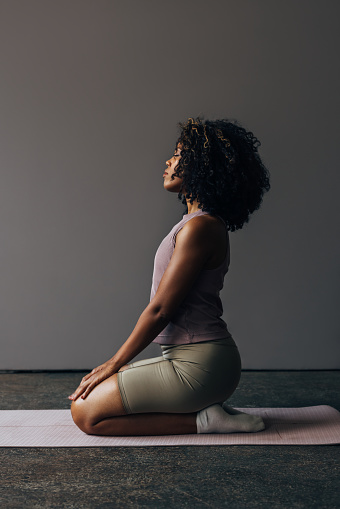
[163,144,184,193]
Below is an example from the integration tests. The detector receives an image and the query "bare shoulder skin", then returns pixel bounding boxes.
[176,214,227,270]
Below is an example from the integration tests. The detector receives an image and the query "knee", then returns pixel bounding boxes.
[71,399,94,435]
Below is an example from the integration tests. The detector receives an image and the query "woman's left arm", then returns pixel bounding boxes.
[69,216,215,400]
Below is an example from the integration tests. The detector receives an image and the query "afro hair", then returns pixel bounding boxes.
[172,116,270,231]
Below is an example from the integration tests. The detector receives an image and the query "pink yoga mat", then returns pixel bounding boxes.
[0,406,339,447]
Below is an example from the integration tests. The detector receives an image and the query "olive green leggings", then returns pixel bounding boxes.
[117,336,241,414]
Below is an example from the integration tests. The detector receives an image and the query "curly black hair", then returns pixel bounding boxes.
[171,116,270,231]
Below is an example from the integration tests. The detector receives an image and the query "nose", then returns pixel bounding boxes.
[166,159,171,167]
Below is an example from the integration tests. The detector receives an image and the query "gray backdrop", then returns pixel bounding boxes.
[1,0,339,370]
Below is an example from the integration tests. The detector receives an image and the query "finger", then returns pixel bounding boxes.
[69,380,90,401]
[82,366,101,382]
[69,388,84,401]
[82,370,95,382]
[81,381,97,399]
[78,371,98,389]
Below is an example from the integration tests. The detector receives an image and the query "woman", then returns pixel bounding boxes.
[69,116,270,436]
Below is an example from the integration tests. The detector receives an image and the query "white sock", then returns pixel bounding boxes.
[196,404,265,434]
[222,402,266,426]
[221,403,246,415]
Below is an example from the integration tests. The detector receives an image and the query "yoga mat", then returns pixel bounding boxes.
[0,406,339,447]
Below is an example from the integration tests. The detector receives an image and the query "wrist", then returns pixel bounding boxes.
[108,356,122,372]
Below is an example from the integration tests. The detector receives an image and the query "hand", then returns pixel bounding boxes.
[68,359,117,401]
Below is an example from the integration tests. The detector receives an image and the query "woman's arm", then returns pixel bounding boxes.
[69,216,216,400]
[111,216,216,367]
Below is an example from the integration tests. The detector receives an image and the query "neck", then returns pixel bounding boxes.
[186,198,201,214]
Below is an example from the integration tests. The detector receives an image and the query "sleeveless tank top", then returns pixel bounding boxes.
[150,209,232,345]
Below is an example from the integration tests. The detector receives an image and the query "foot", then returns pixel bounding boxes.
[221,403,265,432]
[197,404,265,434]
[221,403,245,415]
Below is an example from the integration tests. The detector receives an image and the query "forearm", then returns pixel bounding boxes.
[109,305,170,371]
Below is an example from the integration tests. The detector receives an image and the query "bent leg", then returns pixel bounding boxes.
[71,373,197,436]
[71,342,264,436]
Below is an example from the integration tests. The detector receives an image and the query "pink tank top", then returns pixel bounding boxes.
[150,209,232,345]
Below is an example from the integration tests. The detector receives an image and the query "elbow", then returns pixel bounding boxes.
[159,310,172,323]
[148,304,173,323]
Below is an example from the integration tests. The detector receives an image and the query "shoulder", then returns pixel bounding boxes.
[180,213,225,234]
[176,214,224,244]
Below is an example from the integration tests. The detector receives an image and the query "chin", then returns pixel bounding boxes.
[164,183,181,193]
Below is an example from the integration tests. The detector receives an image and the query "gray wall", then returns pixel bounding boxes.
[1,0,339,370]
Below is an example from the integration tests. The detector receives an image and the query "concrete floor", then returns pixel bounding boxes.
[0,370,339,508]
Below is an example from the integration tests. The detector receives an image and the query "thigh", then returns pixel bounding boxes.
[118,355,210,414]
[71,373,126,430]
[117,342,241,414]
[125,355,165,369]
[117,356,179,414]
